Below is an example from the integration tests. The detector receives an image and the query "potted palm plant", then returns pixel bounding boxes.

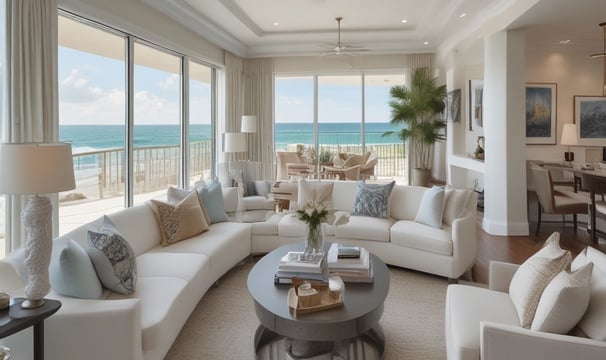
[385,67,446,187]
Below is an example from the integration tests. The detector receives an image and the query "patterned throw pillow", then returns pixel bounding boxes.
[351,181,395,218]
[167,187,211,227]
[509,232,571,328]
[87,216,137,295]
[149,190,209,246]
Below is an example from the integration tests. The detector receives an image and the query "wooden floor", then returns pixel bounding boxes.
[472,213,606,284]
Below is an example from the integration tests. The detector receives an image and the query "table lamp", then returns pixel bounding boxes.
[560,123,578,163]
[0,142,75,308]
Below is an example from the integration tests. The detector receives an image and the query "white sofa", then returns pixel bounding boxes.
[0,180,477,359]
[445,246,606,360]
[251,180,478,280]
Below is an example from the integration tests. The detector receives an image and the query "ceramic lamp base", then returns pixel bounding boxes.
[564,152,574,162]
[20,298,45,309]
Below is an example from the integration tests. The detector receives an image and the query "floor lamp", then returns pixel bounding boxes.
[241,115,257,160]
[560,123,578,164]
[224,132,247,158]
[0,143,75,309]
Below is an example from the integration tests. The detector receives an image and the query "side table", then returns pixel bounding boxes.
[0,298,61,360]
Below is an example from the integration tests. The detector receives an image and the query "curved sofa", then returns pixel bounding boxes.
[0,180,477,360]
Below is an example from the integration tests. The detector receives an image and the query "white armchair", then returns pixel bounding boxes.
[445,246,606,360]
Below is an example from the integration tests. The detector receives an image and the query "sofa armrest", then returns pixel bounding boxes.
[488,261,520,292]
[481,322,606,360]
[451,212,478,277]
[0,298,142,360]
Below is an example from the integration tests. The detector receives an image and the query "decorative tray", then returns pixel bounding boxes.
[287,278,343,316]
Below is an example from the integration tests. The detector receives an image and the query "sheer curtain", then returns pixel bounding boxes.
[243,57,274,179]
[223,51,244,162]
[6,0,58,251]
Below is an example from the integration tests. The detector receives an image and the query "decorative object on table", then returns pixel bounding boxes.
[287,278,343,316]
[560,123,578,163]
[574,95,606,146]
[525,83,557,144]
[384,68,446,187]
[447,88,461,123]
[0,293,9,310]
[469,79,484,131]
[590,22,606,96]
[0,346,9,360]
[327,243,373,283]
[297,200,329,260]
[0,143,75,309]
[474,136,485,160]
[275,249,326,284]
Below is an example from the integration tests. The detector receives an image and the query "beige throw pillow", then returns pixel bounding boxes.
[508,232,571,328]
[531,262,593,334]
[297,179,334,209]
[167,186,211,226]
[149,190,209,246]
[443,189,474,226]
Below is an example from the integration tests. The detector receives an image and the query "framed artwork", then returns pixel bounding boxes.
[525,83,557,144]
[447,89,461,123]
[575,95,606,146]
[468,80,483,130]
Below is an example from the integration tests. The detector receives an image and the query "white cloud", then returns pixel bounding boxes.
[59,69,103,103]
[157,74,180,91]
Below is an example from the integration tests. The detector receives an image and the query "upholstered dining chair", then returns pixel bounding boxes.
[529,165,588,235]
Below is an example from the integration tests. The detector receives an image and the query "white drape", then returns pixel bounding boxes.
[6,0,58,251]
[243,58,274,179]
[223,52,244,163]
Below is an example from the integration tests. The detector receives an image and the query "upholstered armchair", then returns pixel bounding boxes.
[323,151,376,181]
[276,151,310,180]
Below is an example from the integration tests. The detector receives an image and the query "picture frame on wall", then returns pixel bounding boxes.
[468,80,483,131]
[525,83,557,144]
[574,95,606,146]
[447,89,461,123]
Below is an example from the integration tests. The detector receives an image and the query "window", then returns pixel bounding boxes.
[274,76,314,151]
[188,60,213,186]
[0,0,6,256]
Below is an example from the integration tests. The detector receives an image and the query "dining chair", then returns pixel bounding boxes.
[529,165,589,236]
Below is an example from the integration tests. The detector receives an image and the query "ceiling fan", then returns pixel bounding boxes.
[321,17,369,56]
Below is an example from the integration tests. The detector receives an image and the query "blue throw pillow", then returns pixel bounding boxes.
[50,238,103,299]
[87,216,137,295]
[415,186,446,229]
[351,181,395,218]
[195,179,229,223]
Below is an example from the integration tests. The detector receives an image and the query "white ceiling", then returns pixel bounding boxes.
[142,0,606,58]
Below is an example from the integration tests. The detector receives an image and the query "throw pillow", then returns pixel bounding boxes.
[149,190,209,246]
[351,181,395,218]
[87,216,137,295]
[414,186,445,229]
[298,179,334,209]
[531,262,593,334]
[50,238,103,299]
[167,186,211,226]
[343,153,365,167]
[254,180,272,197]
[195,179,229,223]
[571,246,606,341]
[443,189,474,225]
[508,232,571,328]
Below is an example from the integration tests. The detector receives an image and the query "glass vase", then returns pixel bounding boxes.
[303,222,324,261]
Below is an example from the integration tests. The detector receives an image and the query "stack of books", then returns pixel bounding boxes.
[327,243,373,283]
[274,252,326,284]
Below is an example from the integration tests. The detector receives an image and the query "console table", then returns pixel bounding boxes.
[0,298,61,360]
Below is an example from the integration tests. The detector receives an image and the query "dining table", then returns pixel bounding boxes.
[571,168,606,244]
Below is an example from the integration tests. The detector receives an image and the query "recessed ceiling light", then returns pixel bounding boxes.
[559,39,571,45]
[273,22,279,26]
[401,19,408,23]
[424,41,429,45]
[459,13,467,18]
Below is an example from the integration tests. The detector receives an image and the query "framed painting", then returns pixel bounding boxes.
[447,89,461,123]
[525,83,557,144]
[575,95,606,146]
[468,80,483,130]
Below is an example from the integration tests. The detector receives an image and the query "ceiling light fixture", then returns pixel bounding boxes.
[273,22,279,26]
[459,13,467,18]
[591,22,606,96]
[401,19,408,23]
[424,41,429,45]
[559,39,571,45]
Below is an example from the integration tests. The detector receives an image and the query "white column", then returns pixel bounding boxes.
[482,30,529,236]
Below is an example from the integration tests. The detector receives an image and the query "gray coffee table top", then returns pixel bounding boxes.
[247,242,390,342]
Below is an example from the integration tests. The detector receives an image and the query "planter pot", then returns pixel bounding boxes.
[412,168,431,187]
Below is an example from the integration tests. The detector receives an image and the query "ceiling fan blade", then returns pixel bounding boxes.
[319,16,369,56]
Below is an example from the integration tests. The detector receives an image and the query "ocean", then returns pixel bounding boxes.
[60,123,401,153]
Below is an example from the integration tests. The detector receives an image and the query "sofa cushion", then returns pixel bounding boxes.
[87,216,137,295]
[50,238,103,299]
[136,252,210,283]
[334,215,393,242]
[149,191,209,246]
[195,179,229,223]
[351,181,395,218]
[278,214,307,237]
[443,189,474,225]
[252,213,283,236]
[414,186,445,229]
[167,187,211,226]
[531,262,593,334]
[298,179,334,209]
[571,246,606,341]
[390,220,452,256]
[508,232,571,328]
[446,284,520,359]
[241,195,275,211]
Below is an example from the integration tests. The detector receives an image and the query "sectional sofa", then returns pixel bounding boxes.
[0,180,477,360]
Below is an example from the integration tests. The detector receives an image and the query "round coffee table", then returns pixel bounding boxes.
[247,243,389,359]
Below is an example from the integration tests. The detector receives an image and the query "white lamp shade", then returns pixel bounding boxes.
[560,124,578,146]
[0,142,76,195]
[241,115,257,133]
[224,132,246,153]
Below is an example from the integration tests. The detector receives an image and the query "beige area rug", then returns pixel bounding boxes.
[165,257,448,360]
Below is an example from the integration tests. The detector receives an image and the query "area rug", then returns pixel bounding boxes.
[165,257,448,360]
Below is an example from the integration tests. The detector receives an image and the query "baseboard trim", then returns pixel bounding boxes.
[482,218,529,236]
